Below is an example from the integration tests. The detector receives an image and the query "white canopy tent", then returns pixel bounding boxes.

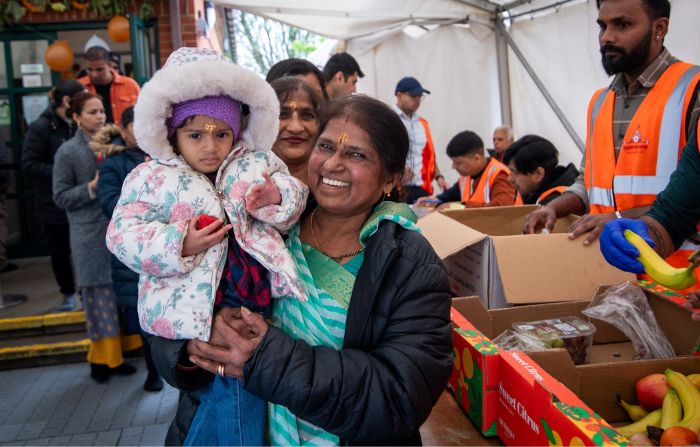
[214,0,700,185]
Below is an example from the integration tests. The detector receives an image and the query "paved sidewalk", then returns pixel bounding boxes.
[0,358,178,446]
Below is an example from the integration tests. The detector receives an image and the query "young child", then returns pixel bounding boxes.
[106,47,308,445]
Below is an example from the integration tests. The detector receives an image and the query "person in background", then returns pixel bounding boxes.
[0,134,15,274]
[393,76,447,204]
[183,94,453,445]
[504,135,579,206]
[108,52,123,75]
[93,106,163,392]
[417,130,516,208]
[21,79,85,311]
[599,123,700,307]
[524,0,700,259]
[79,46,140,124]
[488,124,515,162]
[322,52,363,99]
[53,91,137,382]
[266,58,326,100]
[269,77,322,185]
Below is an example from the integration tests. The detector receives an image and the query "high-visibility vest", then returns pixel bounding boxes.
[584,61,700,214]
[458,157,510,205]
[514,185,568,206]
[418,117,436,195]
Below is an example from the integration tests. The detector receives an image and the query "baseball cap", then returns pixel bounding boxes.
[395,77,431,95]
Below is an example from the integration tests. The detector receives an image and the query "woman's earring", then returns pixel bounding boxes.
[381,192,390,205]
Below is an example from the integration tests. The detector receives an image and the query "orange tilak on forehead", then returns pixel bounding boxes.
[285,100,298,110]
[337,132,351,144]
[203,123,218,134]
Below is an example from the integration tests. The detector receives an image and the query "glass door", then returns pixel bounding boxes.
[129,15,156,86]
[0,34,59,257]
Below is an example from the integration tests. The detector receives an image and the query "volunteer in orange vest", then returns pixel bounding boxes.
[416,130,516,208]
[505,135,579,206]
[600,124,700,306]
[79,46,140,125]
[523,0,700,276]
[393,76,448,203]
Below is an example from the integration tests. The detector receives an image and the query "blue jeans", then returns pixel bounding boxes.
[184,375,266,446]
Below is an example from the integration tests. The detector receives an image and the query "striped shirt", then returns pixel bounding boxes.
[393,105,428,186]
[568,48,700,208]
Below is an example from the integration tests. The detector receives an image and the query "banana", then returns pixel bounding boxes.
[623,230,699,290]
[616,408,662,439]
[688,374,700,390]
[660,389,683,429]
[665,369,700,433]
[617,394,649,421]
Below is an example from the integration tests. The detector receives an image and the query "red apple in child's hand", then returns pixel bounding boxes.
[635,373,670,410]
[195,214,221,231]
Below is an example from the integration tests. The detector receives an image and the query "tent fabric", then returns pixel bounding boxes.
[213,0,489,39]
[215,0,700,185]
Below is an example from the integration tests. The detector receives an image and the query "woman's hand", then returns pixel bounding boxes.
[685,291,700,322]
[245,173,282,212]
[88,171,99,193]
[181,216,232,257]
[188,307,269,379]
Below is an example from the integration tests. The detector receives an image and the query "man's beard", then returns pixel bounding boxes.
[600,27,653,76]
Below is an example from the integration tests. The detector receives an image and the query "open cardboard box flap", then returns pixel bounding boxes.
[418,211,487,258]
[420,205,634,306]
[492,234,634,303]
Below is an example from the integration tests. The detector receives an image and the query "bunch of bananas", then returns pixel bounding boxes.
[624,230,700,290]
[616,370,700,441]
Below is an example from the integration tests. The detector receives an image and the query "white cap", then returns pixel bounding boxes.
[84,34,110,53]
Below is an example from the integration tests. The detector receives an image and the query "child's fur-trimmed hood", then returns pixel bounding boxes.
[133,47,280,161]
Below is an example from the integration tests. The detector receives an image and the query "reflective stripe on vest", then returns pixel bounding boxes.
[536,186,568,205]
[459,158,510,204]
[585,62,700,213]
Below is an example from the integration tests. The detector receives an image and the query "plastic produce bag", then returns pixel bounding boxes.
[492,330,550,352]
[582,281,675,360]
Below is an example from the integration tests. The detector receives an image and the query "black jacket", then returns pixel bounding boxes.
[245,221,454,445]
[521,162,579,206]
[95,125,148,307]
[21,106,77,224]
[150,219,454,445]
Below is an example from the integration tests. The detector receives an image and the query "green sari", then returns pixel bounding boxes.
[268,202,420,446]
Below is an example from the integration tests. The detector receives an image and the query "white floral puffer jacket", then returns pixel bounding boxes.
[105,47,309,341]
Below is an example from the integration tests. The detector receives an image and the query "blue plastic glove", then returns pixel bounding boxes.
[599,218,656,274]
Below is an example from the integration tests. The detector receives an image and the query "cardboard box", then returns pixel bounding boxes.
[449,305,500,436]
[418,205,634,308]
[450,282,700,445]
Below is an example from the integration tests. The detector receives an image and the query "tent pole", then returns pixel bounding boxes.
[496,20,585,153]
[454,0,498,13]
[495,21,512,126]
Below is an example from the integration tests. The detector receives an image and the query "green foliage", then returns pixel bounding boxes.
[233,10,322,75]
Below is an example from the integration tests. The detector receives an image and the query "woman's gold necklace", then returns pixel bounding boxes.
[309,208,364,263]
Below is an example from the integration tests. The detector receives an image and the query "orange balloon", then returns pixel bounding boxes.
[108,15,130,43]
[45,40,74,72]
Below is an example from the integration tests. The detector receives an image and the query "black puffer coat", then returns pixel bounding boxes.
[150,219,454,445]
[21,106,76,224]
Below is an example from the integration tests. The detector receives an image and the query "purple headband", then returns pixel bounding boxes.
[167,95,242,139]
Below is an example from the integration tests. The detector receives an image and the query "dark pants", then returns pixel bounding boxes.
[42,222,76,296]
[403,185,430,204]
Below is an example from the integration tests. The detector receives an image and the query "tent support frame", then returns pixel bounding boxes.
[495,20,512,126]
[496,19,585,153]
